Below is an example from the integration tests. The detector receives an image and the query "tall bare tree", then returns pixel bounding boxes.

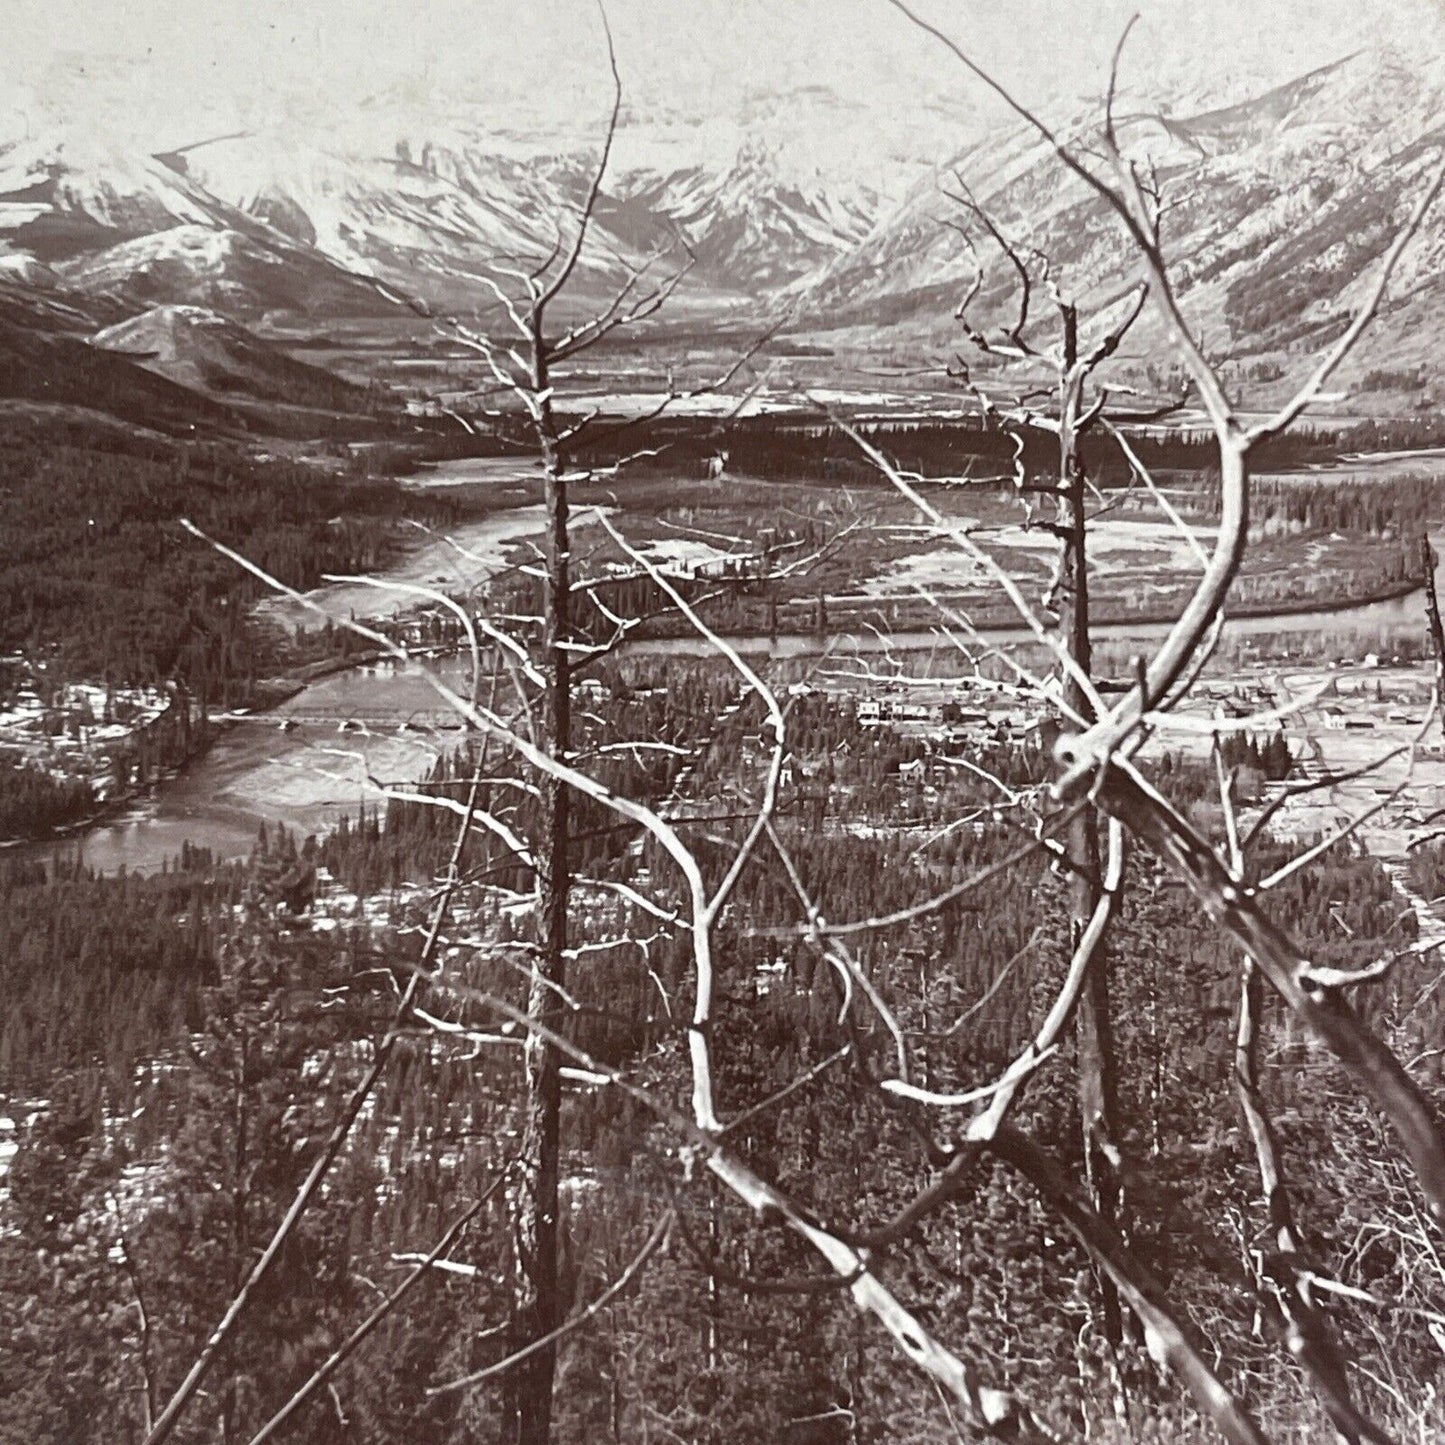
[405,13,780,1435]
[147,8,1445,1443]
[943,176,1162,1356]
[444,19,687,1438]
[867,3,1445,1437]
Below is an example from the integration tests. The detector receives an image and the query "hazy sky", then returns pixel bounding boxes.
[4,0,1442,155]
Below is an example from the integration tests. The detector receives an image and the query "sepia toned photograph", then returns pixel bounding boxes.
[3,2,1445,1440]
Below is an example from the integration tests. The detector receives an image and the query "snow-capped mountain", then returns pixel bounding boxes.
[600,139,882,289]
[0,134,399,319]
[799,47,1445,378]
[0,85,922,314]
[0,43,1440,387]
[172,112,895,299]
[0,132,226,244]
[56,226,394,319]
[169,133,626,304]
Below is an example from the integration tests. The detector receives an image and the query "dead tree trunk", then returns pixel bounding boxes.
[937,174,1148,1362]
[1056,308,1124,1351]
[508,346,571,1445]
[1421,535,1444,701]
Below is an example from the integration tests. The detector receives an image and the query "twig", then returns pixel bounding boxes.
[245,1191,496,1444]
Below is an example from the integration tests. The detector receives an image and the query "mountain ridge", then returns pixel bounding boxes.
[0,44,1438,407]
[91,303,374,409]
[792,47,1445,395]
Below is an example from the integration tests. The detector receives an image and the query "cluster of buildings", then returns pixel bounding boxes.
[854,684,1040,748]
[0,678,174,799]
[0,680,170,749]
[844,660,1445,773]
[684,526,810,582]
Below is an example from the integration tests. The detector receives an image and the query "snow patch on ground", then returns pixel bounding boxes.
[633,536,749,573]
[220,733,440,825]
[401,456,539,490]
[0,1106,47,1193]
[860,518,1217,596]
[1381,860,1445,956]
[560,391,794,418]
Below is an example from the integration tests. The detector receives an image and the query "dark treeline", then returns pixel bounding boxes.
[0,412,462,702]
[472,409,1445,489]
[0,758,95,839]
[416,403,1445,494]
[0,316,240,436]
[1247,472,1445,536]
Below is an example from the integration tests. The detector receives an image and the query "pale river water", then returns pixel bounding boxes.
[15,464,1442,878]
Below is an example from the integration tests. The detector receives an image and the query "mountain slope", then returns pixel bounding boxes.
[799,48,1445,388]
[55,225,395,319]
[0,311,239,433]
[0,45,1440,386]
[0,132,228,258]
[92,304,370,409]
[601,141,881,290]
[170,133,645,310]
[161,115,895,301]
[0,134,401,319]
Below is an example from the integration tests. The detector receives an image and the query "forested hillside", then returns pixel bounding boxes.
[0,412,453,696]
[2,668,1442,1443]
[0,410,465,841]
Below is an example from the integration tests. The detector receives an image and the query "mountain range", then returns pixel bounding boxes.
[0,42,1440,412]
[803,48,1445,388]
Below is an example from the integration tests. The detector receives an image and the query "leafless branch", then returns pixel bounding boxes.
[430,1211,674,1395]
[989,1125,1270,1445]
[140,570,486,1445]
[536,0,622,311]
[245,1191,496,1445]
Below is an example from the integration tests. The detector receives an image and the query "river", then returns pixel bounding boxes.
[18,469,1442,878]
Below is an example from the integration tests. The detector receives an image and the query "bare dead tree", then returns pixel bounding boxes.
[433,13,781,1437]
[187,509,1084,1439]
[1422,536,1445,705]
[137,41,781,1438]
[184,352,1368,1442]
[837,3,1445,1438]
[108,1196,158,1436]
[942,173,1161,1361]
[1219,744,1395,1445]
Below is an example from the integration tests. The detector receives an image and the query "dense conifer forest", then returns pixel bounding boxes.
[3,650,1444,1442]
[7,0,1445,1433]
[4,371,1445,1439]
[0,413,460,698]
